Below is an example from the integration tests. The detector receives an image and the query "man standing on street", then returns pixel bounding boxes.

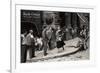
[26,30,35,61]
[21,31,27,63]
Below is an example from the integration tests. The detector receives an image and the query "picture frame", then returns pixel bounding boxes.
[11,0,96,73]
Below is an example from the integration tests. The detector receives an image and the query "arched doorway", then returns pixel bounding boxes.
[21,21,38,37]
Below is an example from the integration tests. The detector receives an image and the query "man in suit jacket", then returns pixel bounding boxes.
[26,30,35,60]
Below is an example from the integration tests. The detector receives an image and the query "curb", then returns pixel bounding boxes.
[28,47,80,62]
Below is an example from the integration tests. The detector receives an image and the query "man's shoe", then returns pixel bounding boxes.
[44,53,48,56]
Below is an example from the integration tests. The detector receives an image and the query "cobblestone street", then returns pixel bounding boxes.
[27,37,89,62]
[39,48,89,62]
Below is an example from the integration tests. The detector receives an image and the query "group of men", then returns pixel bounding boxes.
[21,30,35,63]
[21,25,65,63]
[76,25,89,50]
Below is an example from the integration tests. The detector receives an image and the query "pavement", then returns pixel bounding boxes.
[26,37,82,62]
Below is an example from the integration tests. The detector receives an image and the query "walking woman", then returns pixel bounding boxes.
[56,26,65,52]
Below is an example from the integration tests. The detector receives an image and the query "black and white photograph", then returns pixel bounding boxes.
[20,10,90,63]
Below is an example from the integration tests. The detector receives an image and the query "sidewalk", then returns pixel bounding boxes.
[27,37,81,62]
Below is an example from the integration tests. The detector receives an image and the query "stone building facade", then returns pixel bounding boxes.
[21,10,89,49]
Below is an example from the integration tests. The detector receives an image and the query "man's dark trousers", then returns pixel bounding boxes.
[21,45,27,63]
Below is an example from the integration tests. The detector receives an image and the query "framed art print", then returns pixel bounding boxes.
[11,0,96,73]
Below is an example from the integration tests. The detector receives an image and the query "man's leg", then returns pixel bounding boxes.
[83,40,87,50]
[29,47,32,59]
[62,46,64,50]
[21,45,24,63]
[32,46,35,57]
[21,45,26,63]
[24,45,27,62]
[44,41,48,56]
